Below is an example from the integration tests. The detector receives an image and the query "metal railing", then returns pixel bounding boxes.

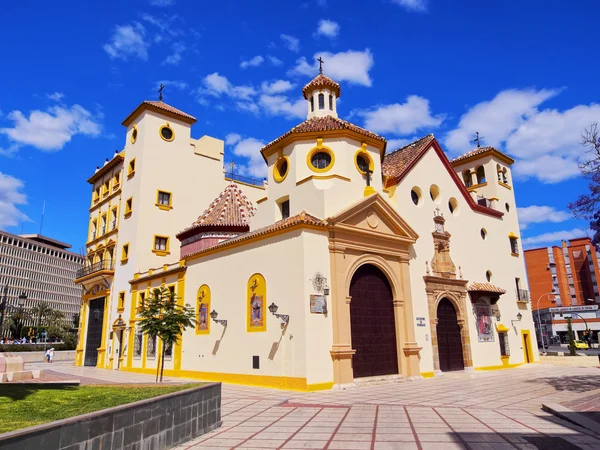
[224,172,264,187]
[516,288,530,302]
[76,260,115,279]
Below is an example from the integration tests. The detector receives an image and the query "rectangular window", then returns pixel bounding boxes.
[125,198,133,217]
[510,237,519,256]
[164,342,173,359]
[101,215,107,235]
[121,243,129,262]
[128,158,136,177]
[134,329,143,358]
[103,180,110,195]
[113,173,120,187]
[280,200,290,220]
[318,93,325,110]
[499,332,510,356]
[111,208,118,230]
[146,335,156,358]
[94,187,100,202]
[154,236,169,252]
[139,291,146,310]
[329,94,333,110]
[118,291,125,310]
[90,220,97,240]
[157,191,172,209]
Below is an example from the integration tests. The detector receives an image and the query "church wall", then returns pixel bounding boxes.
[180,229,332,389]
[391,147,537,372]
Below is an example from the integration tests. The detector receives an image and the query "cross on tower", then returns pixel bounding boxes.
[317,57,324,74]
[158,83,165,101]
[472,131,484,148]
[228,161,235,178]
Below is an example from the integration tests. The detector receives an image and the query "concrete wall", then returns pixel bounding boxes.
[4,350,75,363]
[0,383,221,450]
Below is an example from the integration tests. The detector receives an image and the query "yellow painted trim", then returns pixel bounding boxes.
[121,243,130,263]
[174,271,185,371]
[496,324,510,332]
[118,291,126,313]
[156,190,173,211]
[467,182,488,192]
[498,181,512,190]
[196,284,211,335]
[153,235,170,256]
[131,124,138,144]
[127,158,136,178]
[124,197,133,218]
[256,197,268,204]
[296,174,351,186]
[521,329,534,364]
[508,232,519,239]
[75,301,88,366]
[307,139,335,173]
[247,273,266,332]
[119,366,332,391]
[96,293,111,368]
[420,372,435,378]
[364,186,376,197]
[159,122,175,142]
[89,189,121,213]
[511,252,519,258]
[354,144,374,175]
[475,363,523,371]
[273,156,290,183]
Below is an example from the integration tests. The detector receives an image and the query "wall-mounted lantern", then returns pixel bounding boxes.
[210,310,227,327]
[268,302,289,324]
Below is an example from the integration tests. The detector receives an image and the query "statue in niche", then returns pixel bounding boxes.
[430,209,457,278]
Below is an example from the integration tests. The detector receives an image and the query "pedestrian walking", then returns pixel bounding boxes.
[49,348,54,363]
[45,348,51,363]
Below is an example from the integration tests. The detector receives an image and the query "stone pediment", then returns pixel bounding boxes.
[327,193,418,243]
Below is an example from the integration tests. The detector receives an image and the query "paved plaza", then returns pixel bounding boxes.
[41,362,600,449]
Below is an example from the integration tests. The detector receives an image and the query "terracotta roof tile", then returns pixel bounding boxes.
[451,146,514,164]
[261,116,385,153]
[302,74,341,99]
[185,183,256,231]
[467,283,507,294]
[143,101,196,121]
[122,100,196,126]
[184,211,327,259]
[381,134,435,184]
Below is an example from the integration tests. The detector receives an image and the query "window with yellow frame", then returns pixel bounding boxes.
[307,139,334,173]
[124,197,133,218]
[118,291,125,312]
[156,190,173,210]
[153,235,170,256]
[196,285,211,335]
[354,145,374,175]
[159,123,174,142]
[121,243,129,263]
[247,273,266,332]
[127,158,136,178]
[273,156,290,183]
[131,124,138,144]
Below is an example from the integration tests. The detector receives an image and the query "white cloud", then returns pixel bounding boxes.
[522,228,591,246]
[386,137,419,152]
[261,80,295,95]
[225,133,242,145]
[46,92,65,102]
[267,55,284,66]
[162,41,186,65]
[357,96,444,135]
[391,0,427,12]
[290,49,374,86]
[103,23,149,60]
[315,19,339,38]
[240,55,265,69]
[444,88,600,183]
[227,137,267,178]
[0,104,102,151]
[517,205,571,230]
[150,0,174,5]
[201,73,256,100]
[156,80,187,90]
[259,95,305,119]
[280,34,300,52]
[0,172,30,229]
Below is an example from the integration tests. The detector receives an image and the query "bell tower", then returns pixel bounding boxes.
[302,61,340,120]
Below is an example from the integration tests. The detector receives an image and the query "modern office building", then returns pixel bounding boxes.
[0,230,84,330]
[524,237,600,344]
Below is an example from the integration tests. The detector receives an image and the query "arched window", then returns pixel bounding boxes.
[196,285,210,335]
[247,274,266,332]
[462,170,472,187]
[310,96,314,112]
[329,94,333,110]
[502,168,508,184]
[475,165,486,184]
[318,93,325,110]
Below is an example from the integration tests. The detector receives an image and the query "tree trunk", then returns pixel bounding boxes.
[160,341,166,383]
[155,338,161,383]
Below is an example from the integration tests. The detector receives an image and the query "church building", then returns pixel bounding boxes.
[75,71,537,390]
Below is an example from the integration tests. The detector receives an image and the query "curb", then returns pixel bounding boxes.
[542,403,600,434]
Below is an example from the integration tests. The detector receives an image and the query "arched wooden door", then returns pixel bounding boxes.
[436,298,464,372]
[350,264,398,378]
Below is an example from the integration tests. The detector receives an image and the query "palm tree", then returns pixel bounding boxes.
[31,302,54,328]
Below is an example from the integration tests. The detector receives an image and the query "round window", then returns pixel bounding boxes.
[430,184,440,203]
[411,187,422,206]
[131,125,138,144]
[160,125,174,142]
[274,156,289,183]
[486,270,492,282]
[448,197,458,215]
[310,151,332,170]
[481,228,487,240]
[357,154,369,173]
[505,202,510,212]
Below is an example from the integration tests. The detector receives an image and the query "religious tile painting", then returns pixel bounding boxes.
[476,301,494,342]
[196,285,210,335]
[247,274,266,332]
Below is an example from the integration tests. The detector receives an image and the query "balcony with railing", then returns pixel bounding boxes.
[75,260,115,281]
[516,288,530,303]
[476,195,493,208]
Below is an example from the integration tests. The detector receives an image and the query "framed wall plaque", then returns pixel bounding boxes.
[310,295,327,314]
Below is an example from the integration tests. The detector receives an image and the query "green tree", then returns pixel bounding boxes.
[31,302,54,328]
[567,317,577,356]
[137,287,196,382]
[8,308,32,339]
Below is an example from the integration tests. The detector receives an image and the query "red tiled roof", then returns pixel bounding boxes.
[467,283,507,294]
[302,74,341,99]
[184,211,327,259]
[261,116,386,154]
[382,134,435,185]
[122,100,197,126]
[184,183,256,231]
[451,146,514,165]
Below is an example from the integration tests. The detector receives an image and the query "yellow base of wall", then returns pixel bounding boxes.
[120,367,334,392]
[475,362,524,371]
[420,372,435,378]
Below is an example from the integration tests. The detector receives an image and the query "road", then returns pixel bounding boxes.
[545,344,600,356]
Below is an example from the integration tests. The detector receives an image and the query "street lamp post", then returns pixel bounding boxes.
[0,284,7,339]
[536,290,556,354]
[564,311,592,348]
[17,292,27,340]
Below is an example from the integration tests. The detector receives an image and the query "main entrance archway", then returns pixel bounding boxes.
[349,264,398,378]
[84,297,105,367]
[436,298,464,372]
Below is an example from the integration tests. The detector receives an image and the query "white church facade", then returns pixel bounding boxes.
[75,72,537,390]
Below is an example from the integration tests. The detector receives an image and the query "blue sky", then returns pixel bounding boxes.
[0,0,598,253]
